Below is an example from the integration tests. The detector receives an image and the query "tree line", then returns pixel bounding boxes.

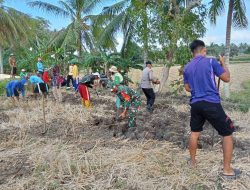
[0,0,248,96]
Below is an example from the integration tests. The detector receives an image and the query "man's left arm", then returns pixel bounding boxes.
[183,67,191,92]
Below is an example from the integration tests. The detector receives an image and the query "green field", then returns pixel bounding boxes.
[230,54,250,64]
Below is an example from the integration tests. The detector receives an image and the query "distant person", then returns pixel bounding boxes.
[29,75,48,97]
[66,63,74,89]
[42,68,50,86]
[78,73,100,108]
[72,62,79,91]
[9,53,17,78]
[109,65,124,109]
[51,64,63,102]
[37,57,44,75]
[6,78,26,103]
[184,39,239,179]
[141,61,160,113]
[20,69,28,79]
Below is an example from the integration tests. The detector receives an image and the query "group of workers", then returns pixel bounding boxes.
[5,39,240,179]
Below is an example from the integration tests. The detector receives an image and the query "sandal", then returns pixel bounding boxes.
[222,169,241,180]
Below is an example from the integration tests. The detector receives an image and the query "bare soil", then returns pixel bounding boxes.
[0,89,250,189]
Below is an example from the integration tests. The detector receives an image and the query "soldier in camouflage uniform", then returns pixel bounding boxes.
[110,82,141,128]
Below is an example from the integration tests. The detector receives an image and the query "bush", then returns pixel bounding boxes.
[0,79,11,96]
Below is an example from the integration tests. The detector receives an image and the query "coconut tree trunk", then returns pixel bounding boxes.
[224,0,234,98]
[0,46,3,74]
[78,31,82,57]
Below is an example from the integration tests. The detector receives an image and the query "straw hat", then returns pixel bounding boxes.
[109,66,118,73]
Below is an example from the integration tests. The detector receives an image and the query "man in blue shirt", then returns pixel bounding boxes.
[37,57,44,75]
[6,79,26,102]
[184,40,239,179]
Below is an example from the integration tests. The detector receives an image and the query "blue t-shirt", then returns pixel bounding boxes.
[29,76,44,84]
[6,79,26,97]
[183,55,225,104]
[37,61,43,72]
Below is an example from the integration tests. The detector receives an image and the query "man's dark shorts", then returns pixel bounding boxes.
[190,101,235,136]
[34,83,48,94]
[12,67,17,75]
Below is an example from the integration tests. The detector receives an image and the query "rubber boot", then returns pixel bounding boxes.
[82,99,85,107]
[85,100,92,108]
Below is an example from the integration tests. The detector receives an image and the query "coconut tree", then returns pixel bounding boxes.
[209,0,248,98]
[0,0,35,73]
[28,0,102,57]
[95,0,151,63]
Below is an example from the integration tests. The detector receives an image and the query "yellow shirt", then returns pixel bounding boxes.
[72,65,78,79]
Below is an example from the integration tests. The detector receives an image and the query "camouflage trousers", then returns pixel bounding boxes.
[128,99,141,128]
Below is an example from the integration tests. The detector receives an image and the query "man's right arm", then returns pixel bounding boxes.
[218,56,230,83]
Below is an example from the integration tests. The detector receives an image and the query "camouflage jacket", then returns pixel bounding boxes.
[116,85,141,109]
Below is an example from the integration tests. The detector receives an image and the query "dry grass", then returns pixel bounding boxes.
[0,91,250,190]
[129,63,250,93]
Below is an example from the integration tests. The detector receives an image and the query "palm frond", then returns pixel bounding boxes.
[83,0,102,14]
[59,0,76,18]
[28,1,70,18]
[100,0,128,17]
[208,0,225,25]
[98,11,126,48]
[233,0,248,28]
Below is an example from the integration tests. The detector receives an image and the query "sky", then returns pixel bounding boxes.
[3,0,250,46]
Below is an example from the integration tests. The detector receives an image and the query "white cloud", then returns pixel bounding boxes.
[202,30,250,45]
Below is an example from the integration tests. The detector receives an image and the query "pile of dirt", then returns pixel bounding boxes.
[89,94,225,150]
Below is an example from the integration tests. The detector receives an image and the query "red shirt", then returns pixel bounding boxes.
[42,71,50,84]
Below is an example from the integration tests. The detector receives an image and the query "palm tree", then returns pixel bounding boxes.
[28,0,102,57]
[95,0,150,63]
[209,0,248,98]
[0,0,34,73]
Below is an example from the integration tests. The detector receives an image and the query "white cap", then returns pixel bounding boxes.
[21,69,26,72]
[92,72,100,78]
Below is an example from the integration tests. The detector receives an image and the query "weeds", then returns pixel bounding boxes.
[230,80,250,112]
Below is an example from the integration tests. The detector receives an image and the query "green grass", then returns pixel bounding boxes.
[230,80,250,112]
[0,79,11,96]
[230,54,250,64]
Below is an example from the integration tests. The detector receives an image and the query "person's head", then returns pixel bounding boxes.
[92,72,100,79]
[38,57,42,62]
[10,53,15,57]
[189,40,206,56]
[146,61,152,68]
[21,69,26,72]
[109,66,118,74]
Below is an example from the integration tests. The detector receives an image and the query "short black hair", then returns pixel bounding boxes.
[146,61,152,65]
[189,40,205,53]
